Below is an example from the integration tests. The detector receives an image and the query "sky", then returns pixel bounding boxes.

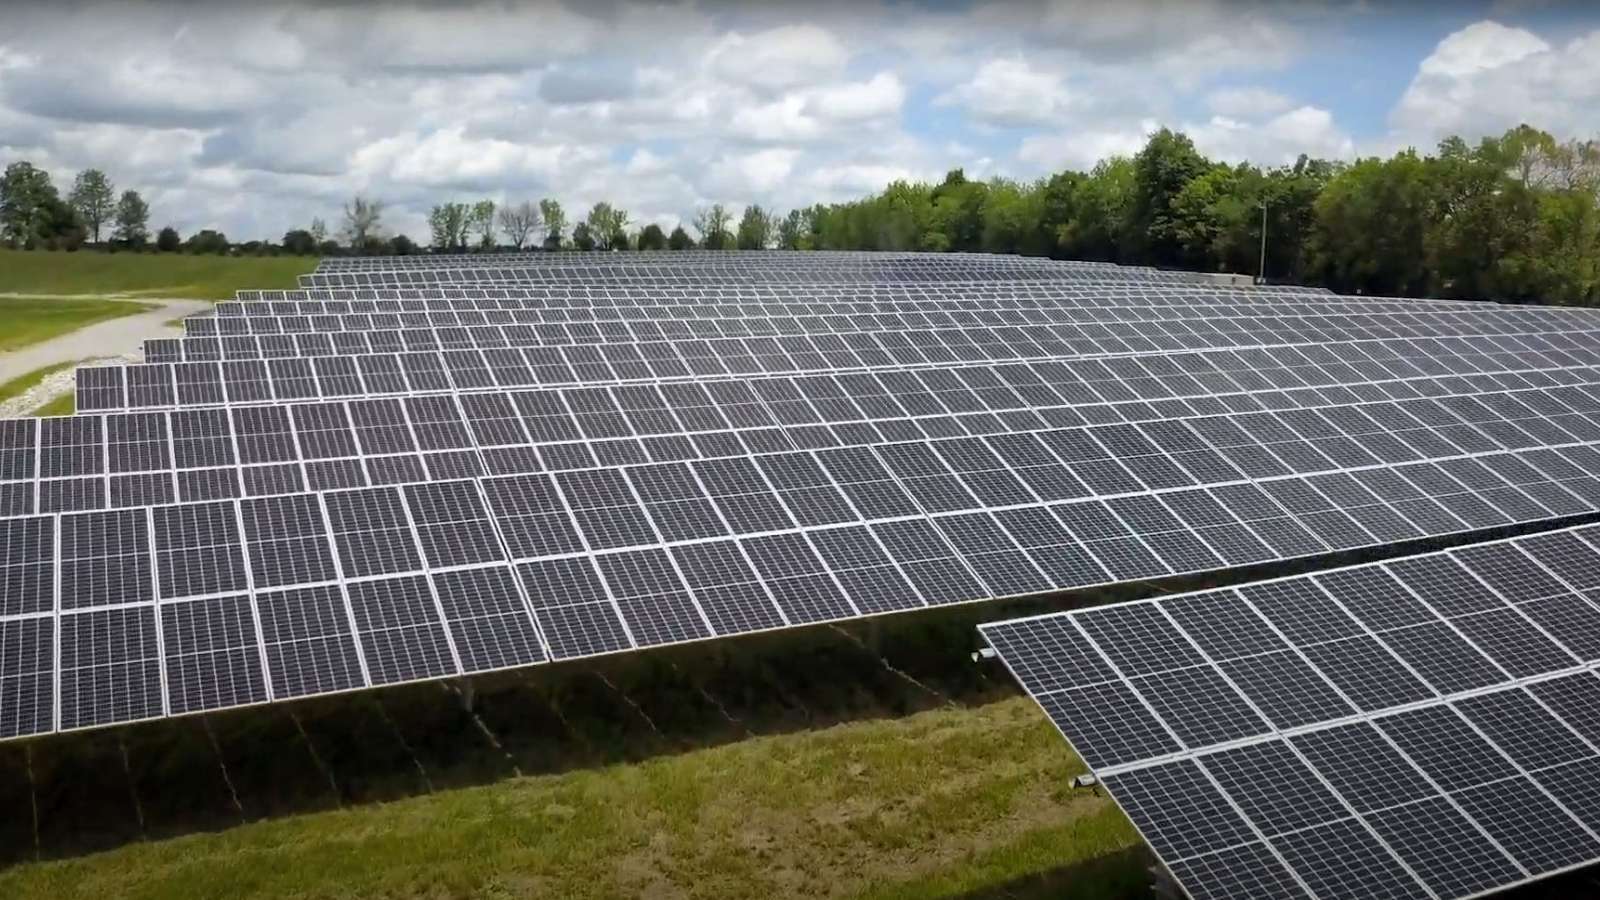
[1,0,1598,242]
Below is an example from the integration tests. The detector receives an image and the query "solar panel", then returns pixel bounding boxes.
[2,249,1597,753]
[981,520,1600,900]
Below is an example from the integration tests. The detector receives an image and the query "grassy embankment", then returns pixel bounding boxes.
[0,247,316,301]
[0,296,152,353]
[0,248,316,413]
[0,698,1143,900]
[0,297,159,415]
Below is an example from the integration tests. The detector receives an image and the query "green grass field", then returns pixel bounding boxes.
[0,297,151,353]
[29,392,74,417]
[0,699,1143,900]
[0,361,74,405]
[0,249,316,301]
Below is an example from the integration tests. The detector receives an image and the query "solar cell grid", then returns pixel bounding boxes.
[983,520,1600,900]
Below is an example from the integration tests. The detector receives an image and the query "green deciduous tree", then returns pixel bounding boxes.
[68,169,115,244]
[113,190,151,247]
[736,204,773,249]
[776,209,810,250]
[428,202,471,251]
[0,161,61,248]
[667,225,694,250]
[571,222,596,251]
[1307,151,1432,295]
[471,200,496,250]
[156,226,181,253]
[184,228,229,255]
[1130,128,1211,266]
[637,223,667,250]
[585,202,629,250]
[539,199,567,249]
[693,204,733,249]
[281,229,317,255]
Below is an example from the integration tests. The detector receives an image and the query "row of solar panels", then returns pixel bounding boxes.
[309,251,1157,276]
[292,262,1230,288]
[9,393,1600,743]
[197,295,1531,333]
[153,317,1542,367]
[235,283,1343,306]
[312,250,1121,271]
[983,522,1600,899]
[210,288,1432,320]
[155,312,1537,370]
[196,295,1437,330]
[83,310,1600,413]
[19,348,1600,521]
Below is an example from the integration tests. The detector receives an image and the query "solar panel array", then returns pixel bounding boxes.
[7,250,1598,759]
[982,522,1600,899]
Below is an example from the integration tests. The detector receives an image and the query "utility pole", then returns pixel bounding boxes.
[1257,201,1268,285]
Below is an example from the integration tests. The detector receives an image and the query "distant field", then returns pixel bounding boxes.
[0,699,1143,900]
[0,249,316,301]
[0,296,151,353]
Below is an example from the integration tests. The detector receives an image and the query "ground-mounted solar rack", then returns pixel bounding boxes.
[182,294,1539,338]
[291,261,1230,288]
[82,311,1600,417]
[150,307,1600,381]
[8,418,1600,746]
[24,343,1600,516]
[16,354,1600,742]
[981,522,1600,900]
[9,245,1594,784]
[231,282,1348,307]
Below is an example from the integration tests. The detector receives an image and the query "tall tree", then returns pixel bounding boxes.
[1054,157,1136,262]
[471,200,496,250]
[428,203,471,250]
[667,225,694,250]
[776,209,810,250]
[539,199,567,250]
[156,226,181,253]
[342,195,383,250]
[113,190,151,247]
[585,202,629,250]
[637,223,667,250]
[68,169,115,244]
[281,229,317,255]
[928,169,987,252]
[184,228,229,255]
[693,204,733,250]
[497,201,541,250]
[736,205,774,249]
[571,222,596,251]
[0,161,59,248]
[309,217,327,245]
[1130,128,1211,266]
[1307,151,1432,296]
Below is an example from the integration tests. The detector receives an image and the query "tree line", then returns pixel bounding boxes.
[0,163,152,250]
[785,125,1598,305]
[0,162,260,256]
[4,122,1596,304]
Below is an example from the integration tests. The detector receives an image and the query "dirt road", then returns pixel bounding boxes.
[0,296,208,416]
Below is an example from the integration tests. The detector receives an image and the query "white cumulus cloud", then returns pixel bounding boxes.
[1391,20,1600,144]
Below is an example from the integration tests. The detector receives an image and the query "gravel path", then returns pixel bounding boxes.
[0,297,209,417]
